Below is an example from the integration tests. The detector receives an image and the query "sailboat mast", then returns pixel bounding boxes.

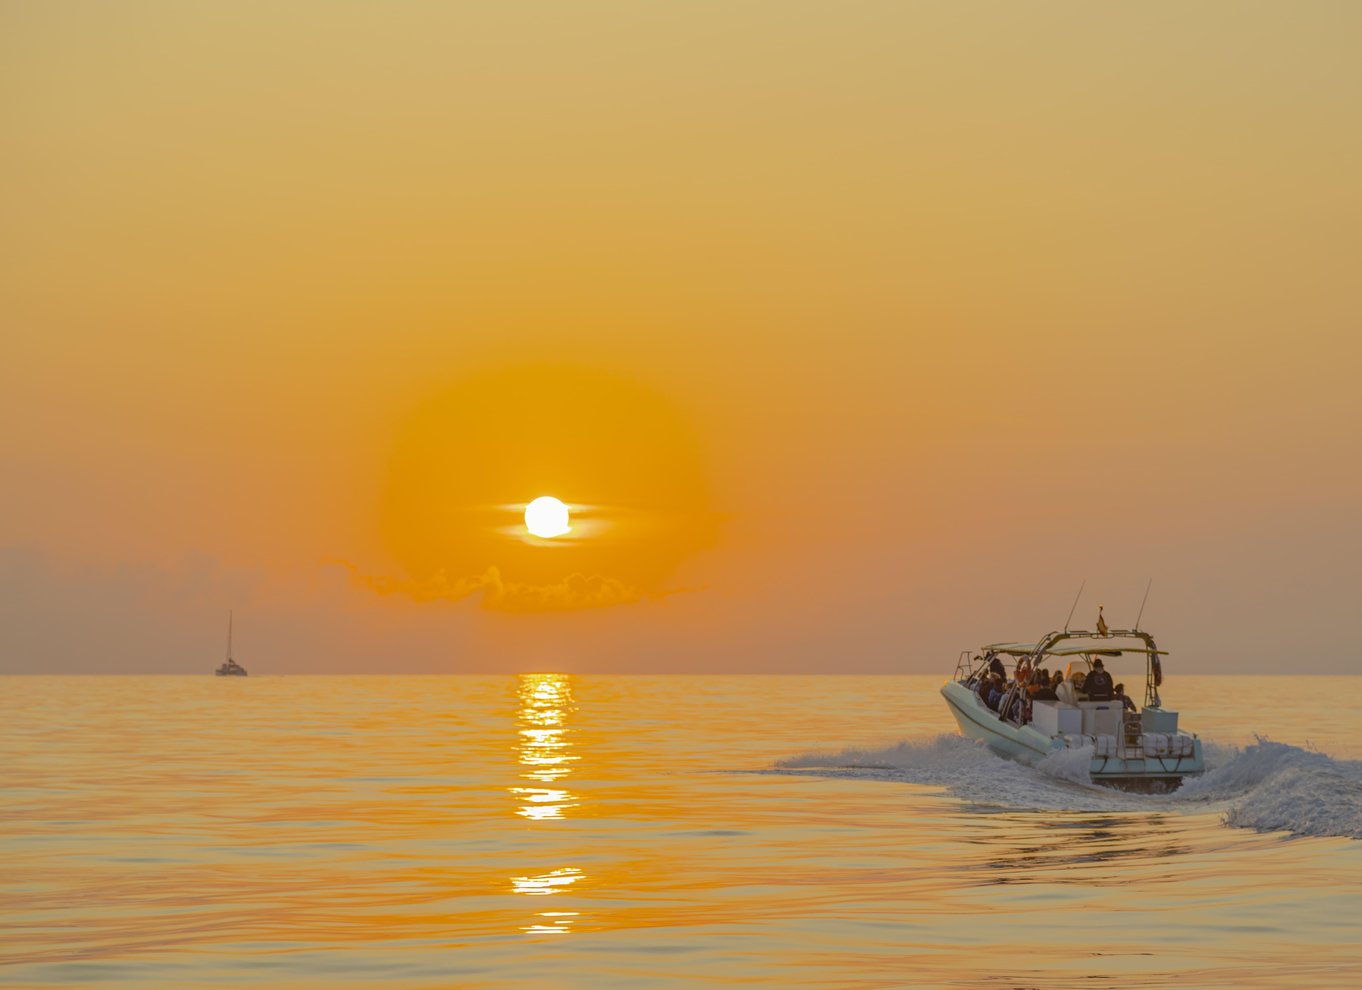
[227,610,233,661]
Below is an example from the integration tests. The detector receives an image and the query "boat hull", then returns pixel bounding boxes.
[940,681,1202,789]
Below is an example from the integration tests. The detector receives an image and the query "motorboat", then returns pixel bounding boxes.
[214,611,248,676]
[941,620,1202,790]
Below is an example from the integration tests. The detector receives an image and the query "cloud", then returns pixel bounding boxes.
[329,559,653,612]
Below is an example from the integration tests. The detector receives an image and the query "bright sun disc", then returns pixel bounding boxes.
[524,496,570,538]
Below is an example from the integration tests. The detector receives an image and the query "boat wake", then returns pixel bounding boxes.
[774,734,1362,840]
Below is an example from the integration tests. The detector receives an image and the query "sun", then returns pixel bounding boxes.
[524,496,570,538]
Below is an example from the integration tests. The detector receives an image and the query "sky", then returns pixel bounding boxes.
[2,1,1360,674]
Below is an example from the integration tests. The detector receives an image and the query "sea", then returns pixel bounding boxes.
[3,675,1361,989]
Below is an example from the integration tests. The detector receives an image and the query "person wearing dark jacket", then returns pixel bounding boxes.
[1083,658,1114,701]
[1027,668,1056,701]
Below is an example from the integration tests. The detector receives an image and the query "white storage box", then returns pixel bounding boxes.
[1079,703,1120,737]
[1142,708,1179,733]
[1032,701,1081,736]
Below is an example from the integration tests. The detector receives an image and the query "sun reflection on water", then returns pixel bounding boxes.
[511,674,580,817]
[510,674,586,935]
[510,867,585,934]
[511,867,584,896]
[523,910,579,935]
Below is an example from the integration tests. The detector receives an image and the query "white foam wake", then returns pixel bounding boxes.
[775,734,1362,839]
[1173,736,1362,839]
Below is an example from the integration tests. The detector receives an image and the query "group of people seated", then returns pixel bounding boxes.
[1056,658,1137,711]
[973,655,1137,720]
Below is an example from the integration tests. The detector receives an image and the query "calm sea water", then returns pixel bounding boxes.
[3,675,1361,989]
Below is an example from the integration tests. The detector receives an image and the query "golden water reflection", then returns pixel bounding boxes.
[523,911,580,936]
[510,675,586,936]
[511,867,584,896]
[511,674,580,819]
[511,868,585,935]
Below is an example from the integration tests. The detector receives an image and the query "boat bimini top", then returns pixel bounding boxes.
[977,629,1168,707]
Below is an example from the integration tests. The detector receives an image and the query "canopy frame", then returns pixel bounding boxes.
[977,629,1165,707]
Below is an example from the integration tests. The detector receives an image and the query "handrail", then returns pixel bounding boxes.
[954,650,981,683]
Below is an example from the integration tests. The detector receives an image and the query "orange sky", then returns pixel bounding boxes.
[3,2,1359,673]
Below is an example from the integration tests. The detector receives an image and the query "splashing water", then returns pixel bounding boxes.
[776,733,1362,839]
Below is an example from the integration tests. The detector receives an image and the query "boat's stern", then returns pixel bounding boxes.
[1083,732,1203,791]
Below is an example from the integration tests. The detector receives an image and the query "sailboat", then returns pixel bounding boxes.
[215,611,248,676]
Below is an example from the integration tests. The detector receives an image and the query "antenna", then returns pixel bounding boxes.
[1134,579,1153,630]
[1063,579,1086,632]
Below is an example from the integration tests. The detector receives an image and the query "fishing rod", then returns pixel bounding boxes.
[1063,579,1086,632]
[1134,579,1153,631]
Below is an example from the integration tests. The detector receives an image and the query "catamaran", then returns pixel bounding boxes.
[941,617,1202,790]
[215,611,248,677]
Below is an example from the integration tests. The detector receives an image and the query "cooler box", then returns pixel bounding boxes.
[1142,708,1179,733]
[1080,703,1119,737]
[1032,701,1081,736]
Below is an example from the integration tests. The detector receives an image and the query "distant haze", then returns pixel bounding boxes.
[3,2,1359,674]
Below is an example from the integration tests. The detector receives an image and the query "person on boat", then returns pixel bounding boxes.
[1084,658,1115,701]
[985,674,1007,713]
[1056,670,1086,705]
[1029,669,1058,702]
[1050,670,1064,690]
[972,669,990,700]
[987,655,1006,680]
[1114,682,1137,712]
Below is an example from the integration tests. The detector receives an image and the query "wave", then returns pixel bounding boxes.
[775,734,1362,840]
[1176,737,1362,839]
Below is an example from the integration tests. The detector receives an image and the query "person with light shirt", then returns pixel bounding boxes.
[1057,670,1086,705]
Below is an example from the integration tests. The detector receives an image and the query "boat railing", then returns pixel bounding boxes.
[954,650,979,682]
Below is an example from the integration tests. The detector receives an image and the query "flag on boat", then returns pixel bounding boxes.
[1096,606,1109,636]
